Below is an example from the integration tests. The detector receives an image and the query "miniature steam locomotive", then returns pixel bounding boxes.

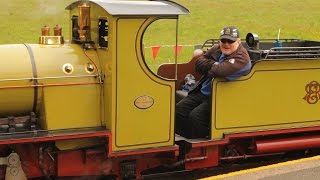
[0,0,320,179]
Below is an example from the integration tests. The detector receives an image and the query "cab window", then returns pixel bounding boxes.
[142,19,178,79]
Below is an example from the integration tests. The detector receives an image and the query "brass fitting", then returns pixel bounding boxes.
[78,3,91,41]
[39,25,64,45]
[41,26,50,36]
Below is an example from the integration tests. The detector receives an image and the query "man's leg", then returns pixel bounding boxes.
[188,99,211,138]
[175,92,204,137]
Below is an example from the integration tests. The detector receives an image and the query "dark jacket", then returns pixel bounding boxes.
[190,43,251,93]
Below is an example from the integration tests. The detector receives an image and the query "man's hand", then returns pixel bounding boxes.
[195,58,214,75]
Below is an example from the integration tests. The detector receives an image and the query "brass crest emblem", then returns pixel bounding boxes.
[134,95,154,109]
[225,28,231,35]
[303,81,320,104]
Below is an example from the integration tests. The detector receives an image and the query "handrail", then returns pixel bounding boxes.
[265,46,320,59]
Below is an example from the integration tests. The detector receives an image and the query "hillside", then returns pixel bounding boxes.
[0,0,319,45]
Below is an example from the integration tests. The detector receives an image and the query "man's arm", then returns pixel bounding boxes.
[207,50,249,78]
[194,44,220,75]
[194,55,213,75]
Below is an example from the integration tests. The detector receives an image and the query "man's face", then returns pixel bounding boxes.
[219,38,240,55]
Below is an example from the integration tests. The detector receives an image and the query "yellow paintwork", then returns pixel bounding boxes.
[69,1,111,130]
[63,1,320,154]
[64,3,114,150]
[32,44,102,130]
[113,18,175,150]
[41,84,101,129]
[211,59,320,139]
[8,0,320,154]
[67,2,177,151]
[0,44,34,116]
[0,43,102,130]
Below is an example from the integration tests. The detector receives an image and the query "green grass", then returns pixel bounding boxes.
[0,0,73,44]
[176,0,320,44]
[1,0,320,71]
[2,0,320,43]
[147,0,320,71]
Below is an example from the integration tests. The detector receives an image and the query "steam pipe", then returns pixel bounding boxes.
[254,134,320,154]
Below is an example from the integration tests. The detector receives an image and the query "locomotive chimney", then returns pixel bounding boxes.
[78,3,91,41]
[41,26,50,36]
[53,24,62,36]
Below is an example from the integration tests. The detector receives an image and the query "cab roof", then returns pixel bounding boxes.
[66,0,189,16]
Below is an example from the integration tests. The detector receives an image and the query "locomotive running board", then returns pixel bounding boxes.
[0,127,111,145]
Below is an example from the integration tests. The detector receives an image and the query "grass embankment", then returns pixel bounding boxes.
[1,0,319,71]
[145,0,320,71]
[0,0,73,44]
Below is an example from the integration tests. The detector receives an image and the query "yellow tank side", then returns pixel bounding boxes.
[29,44,102,130]
[0,44,34,116]
[211,59,320,139]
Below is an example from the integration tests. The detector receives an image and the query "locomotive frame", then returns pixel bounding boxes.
[0,0,320,179]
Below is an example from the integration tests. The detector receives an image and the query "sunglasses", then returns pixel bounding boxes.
[220,39,236,44]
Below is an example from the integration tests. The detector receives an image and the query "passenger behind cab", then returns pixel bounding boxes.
[175,26,251,139]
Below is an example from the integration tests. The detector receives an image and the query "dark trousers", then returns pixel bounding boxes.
[175,91,211,138]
